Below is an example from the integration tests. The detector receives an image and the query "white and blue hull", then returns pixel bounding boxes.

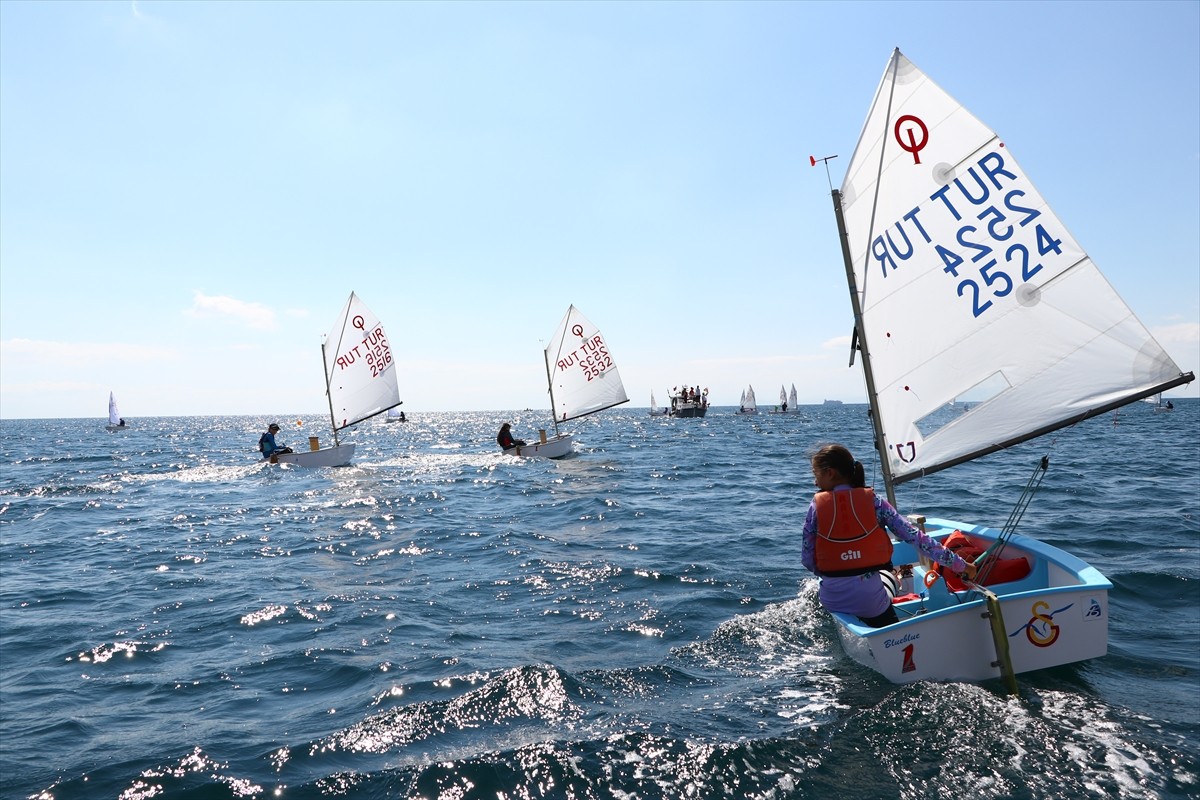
[831,518,1110,684]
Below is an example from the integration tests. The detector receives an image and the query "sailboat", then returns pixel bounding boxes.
[737,385,757,414]
[649,391,667,417]
[105,392,128,431]
[385,405,406,423]
[1145,392,1174,412]
[269,292,402,467]
[505,305,628,459]
[769,384,789,414]
[789,383,798,412]
[820,49,1193,687]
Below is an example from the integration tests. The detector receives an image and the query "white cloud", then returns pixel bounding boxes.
[1152,322,1200,346]
[185,292,277,331]
[822,335,853,350]
[690,353,829,368]
[0,338,176,366]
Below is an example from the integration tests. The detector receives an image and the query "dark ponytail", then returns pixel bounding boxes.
[812,444,866,487]
[850,459,866,488]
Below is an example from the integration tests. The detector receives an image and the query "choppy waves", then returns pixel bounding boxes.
[2,405,1198,798]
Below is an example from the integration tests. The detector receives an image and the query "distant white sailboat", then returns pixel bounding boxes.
[268,292,401,467]
[505,305,628,459]
[385,405,406,423]
[789,384,798,411]
[649,391,666,417]
[737,385,758,414]
[105,392,128,432]
[769,384,789,414]
[1145,392,1174,412]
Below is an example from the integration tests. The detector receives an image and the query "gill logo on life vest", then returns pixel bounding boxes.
[1008,600,1075,647]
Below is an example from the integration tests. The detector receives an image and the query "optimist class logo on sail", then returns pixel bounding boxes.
[871,118,1080,319]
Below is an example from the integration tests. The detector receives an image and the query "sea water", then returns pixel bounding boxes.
[1,402,1197,799]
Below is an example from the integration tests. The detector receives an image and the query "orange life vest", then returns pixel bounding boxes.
[813,487,893,576]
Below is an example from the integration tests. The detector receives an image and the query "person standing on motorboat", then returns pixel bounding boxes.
[258,423,294,459]
[496,422,526,451]
[800,444,976,628]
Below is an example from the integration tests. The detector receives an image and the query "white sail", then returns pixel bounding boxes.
[744,385,757,412]
[839,49,1190,484]
[789,384,798,410]
[779,385,787,406]
[650,391,658,415]
[739,389,746,407]
[108,392,120,425]
[324,293,402,430]
[545,305,628,422]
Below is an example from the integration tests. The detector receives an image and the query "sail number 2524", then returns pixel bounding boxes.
[867,150,1071,319]
[937,189,1064,317]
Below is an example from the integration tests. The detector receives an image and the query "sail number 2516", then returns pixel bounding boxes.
[937,189,1064,317]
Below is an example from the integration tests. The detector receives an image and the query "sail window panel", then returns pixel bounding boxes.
[913,372,1010,438]
[889,318,1179,481]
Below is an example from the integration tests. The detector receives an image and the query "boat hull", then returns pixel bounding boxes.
[669,402,707,418]
[667,391,707,417]
[268,444,356,468]
[504,434,573,459]
[105,424,130,432]
[829,518,1110,684]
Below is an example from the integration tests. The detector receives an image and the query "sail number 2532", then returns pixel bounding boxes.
[937,189,1064,317]
[556,334,613,382]
[580,346,613,381]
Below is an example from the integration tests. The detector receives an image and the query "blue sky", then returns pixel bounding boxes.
[2,0,1197,419]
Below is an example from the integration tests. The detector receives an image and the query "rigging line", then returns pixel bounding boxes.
[859,47,902,305]
[327,293,358,383]
[975,456,1050,585]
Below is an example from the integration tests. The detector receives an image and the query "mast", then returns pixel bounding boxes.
[543,343,560,437]
[321,338,340,447]
[831,188,896,506]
